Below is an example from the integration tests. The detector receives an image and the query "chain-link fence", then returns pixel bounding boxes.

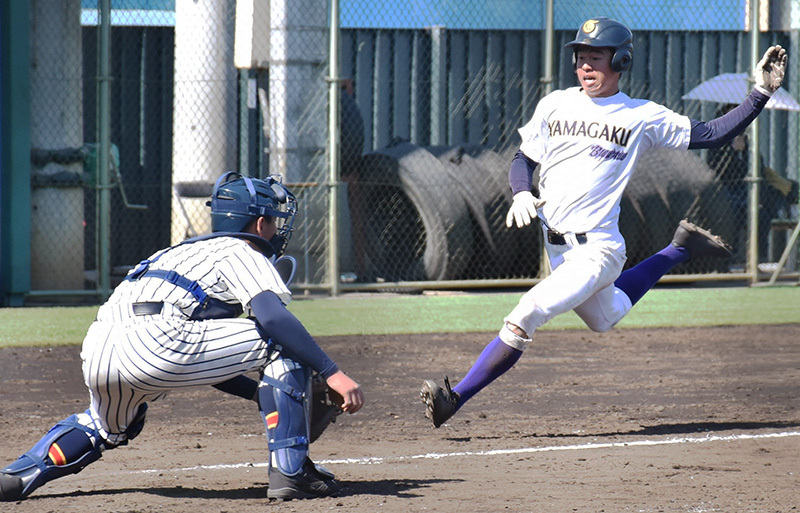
[21,0,800,300]
[338,1,799,286]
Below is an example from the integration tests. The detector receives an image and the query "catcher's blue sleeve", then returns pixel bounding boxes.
[250,290,339,379]
[688,89,769,149]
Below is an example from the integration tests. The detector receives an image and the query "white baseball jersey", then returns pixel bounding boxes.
[82,236,289,443]
[503,87,692,347]
[518,87,691,235]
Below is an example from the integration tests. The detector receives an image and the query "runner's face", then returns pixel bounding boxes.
[575,46,620,98]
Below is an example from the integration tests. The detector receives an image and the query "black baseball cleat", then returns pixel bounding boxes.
[0,473,25,501]
[671,219,732,260]
[420,376,460,428]
[267,458,341,501]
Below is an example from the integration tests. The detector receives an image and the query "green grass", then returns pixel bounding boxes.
[289,285,800,335]
[0,306,98,347]
[0,286,797,348]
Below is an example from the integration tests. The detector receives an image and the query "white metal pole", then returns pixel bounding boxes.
[748,0,761,283]
[328,0,341,295]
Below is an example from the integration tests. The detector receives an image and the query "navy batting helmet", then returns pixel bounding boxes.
[565,17,633,73]
[208,172,297,256]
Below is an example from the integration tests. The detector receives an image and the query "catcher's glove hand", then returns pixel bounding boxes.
[309,373,343,443]
[754,45,787,95]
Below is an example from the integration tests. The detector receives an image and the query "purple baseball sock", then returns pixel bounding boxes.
[452,336,522,406]
[614,243,690,306]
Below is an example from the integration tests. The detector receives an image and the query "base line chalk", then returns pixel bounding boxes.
[102,430,800,476]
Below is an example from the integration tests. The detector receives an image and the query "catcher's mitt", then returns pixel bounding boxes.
[309,373,343,443]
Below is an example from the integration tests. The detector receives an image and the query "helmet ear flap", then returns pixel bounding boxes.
[270,181,287,203]
[572,47,631,73]
[611,44,633,72]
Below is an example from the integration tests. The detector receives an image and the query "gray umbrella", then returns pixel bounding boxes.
[682,72,800,111]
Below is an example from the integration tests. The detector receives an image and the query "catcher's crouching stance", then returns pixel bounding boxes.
[0,172,364,502]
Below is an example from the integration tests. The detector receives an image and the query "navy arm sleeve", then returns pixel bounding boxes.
[508,150,539,196]
[688,89,770,150]
[249,290,339,379]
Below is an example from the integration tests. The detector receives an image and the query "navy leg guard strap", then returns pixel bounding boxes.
[0,410,103,500]
[0,404,147,501]
[259,359,312,477]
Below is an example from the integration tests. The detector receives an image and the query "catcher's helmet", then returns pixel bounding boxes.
[565,17,633,73]
[208,172,297,256]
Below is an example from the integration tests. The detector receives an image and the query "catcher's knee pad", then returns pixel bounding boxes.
[0,409,107,500]
[258,358,312,476]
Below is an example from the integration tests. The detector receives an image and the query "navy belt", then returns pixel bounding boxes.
[131,299,242,320]
[132,302,164,316]
[547,230,587,245]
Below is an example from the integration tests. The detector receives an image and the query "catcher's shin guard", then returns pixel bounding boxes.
[259,358,312,477]
[0,404,147,501]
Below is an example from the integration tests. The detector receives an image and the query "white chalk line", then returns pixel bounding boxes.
[109,430,800,476]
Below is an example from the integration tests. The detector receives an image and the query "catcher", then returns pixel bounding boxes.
[0,172,364,501]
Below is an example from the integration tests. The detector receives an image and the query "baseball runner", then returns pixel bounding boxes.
[421,17,787,428]
[0,172,364,501]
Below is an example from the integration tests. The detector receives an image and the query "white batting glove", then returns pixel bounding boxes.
[505,191,545,229]
[754,45,787,96]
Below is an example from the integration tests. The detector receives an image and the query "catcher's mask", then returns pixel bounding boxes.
[565,17,633,73]
[208,172,297,256]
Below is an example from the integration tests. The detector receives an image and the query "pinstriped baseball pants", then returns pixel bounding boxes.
[81,317,273,445]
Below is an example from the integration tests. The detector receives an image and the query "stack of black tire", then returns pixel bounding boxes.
[344,140,733,283]
[344,140,539,282]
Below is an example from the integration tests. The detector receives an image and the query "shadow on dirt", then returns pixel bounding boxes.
[339,477,464,498]
[29,478,464,501]
[32,485,269,501]
[530,420,800,439]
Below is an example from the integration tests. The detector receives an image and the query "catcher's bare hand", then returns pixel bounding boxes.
[505,191,546,229]
[325,370,364,413]
[754,45,787,95]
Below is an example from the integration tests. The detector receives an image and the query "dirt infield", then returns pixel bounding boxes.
[1,324,799,512]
